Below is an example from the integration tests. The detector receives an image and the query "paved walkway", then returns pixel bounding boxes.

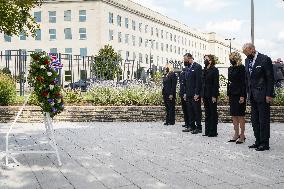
[0,122,284,189]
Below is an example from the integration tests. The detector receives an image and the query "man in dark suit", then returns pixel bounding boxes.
[179,66,189,127]
[243,43,274,151]
[182,53,202,134]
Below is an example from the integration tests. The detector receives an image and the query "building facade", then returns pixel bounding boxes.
[0,0,241,81]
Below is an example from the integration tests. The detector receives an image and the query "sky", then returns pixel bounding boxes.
[131,0,284,61]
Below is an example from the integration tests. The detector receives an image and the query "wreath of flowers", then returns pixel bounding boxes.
[29,52,64,118]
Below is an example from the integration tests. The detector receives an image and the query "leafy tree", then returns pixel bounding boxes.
[212,55,222,64]
[0,0,42,36]
[92,45,122,80]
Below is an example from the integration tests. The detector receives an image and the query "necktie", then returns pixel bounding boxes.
[248,59,253,75]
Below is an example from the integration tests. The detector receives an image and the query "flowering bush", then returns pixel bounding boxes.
[29,52,64,118]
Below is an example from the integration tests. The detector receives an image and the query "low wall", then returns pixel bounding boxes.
[0,106,283,123]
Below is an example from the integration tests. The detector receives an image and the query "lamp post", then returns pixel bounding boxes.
[225,38,235,53]
[251,0,254,45]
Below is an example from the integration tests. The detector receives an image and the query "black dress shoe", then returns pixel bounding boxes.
[228,136,240,142]
[168,123,175,125]
[255,146,270,151]
[248,144,259,148]
[182,125,187,127]
[182,128,191,132]
[191,129,202,134]
[208,134,218,137]
[164,123,169,125]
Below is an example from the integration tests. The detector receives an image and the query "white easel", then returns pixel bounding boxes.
[0,69,62,169]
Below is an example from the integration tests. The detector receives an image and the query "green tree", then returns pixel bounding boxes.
[212,55,222,64]
[0,0,42,36]
[92,45,122,80]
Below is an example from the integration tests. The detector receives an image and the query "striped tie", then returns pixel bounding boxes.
[248,59,253,75]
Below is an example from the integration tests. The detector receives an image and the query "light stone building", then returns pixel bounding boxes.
[0,0,241,81]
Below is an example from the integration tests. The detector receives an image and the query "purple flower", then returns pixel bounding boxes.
[61,103,64,108]
[48,99,54,103]
[52,107,57,113]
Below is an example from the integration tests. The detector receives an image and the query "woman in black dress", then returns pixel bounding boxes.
[162,63,177,125]
[201,55,220,137]
[227,51,246,144]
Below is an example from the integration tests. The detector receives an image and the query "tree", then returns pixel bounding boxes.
[212,55,222,64]
[0,0,42,36]
[92,45,122,80]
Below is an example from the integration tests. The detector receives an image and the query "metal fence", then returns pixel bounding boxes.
[1,50,183,95]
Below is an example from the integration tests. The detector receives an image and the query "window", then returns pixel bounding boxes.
[145,54,149,64]
[125,34,129,44]
[109,12,114,24]
[35,49,42,52]
[156,42,158,50]
[117,15,122,26]
[170,45,172,52]
[80,48,87,57]
[49,11,56,23]
[174,35,176,42]
[125,18,129,28]
[64,10,71,21]
[5,50,11,60]
[126,51,130,60]
[161,30,164,39]
[178,47,180,55]
[35,29,41,40]
[65,48,72,54]
[79,28,86,40]
[50,48,57,53]
[118,32,122,43]
[79,10,86,22]
[139,23,142,32]
[133,52,136,60]
[170,33,172,41]
[139,53,143,63]
[19,31,26,40]
[109,30,114,41]
[161,43,164,51]
[139,37,142,47]
[132,20,136,30]
[166,44,168,52]
[64,28,72,39]
[145,25,148,33]
[151,27,153,36]
[34,11,41,22]
[145,39,148,47]
[156,28,159,37]
[132,35,135,46]
[4,34,11,42]
[49,29,56,40]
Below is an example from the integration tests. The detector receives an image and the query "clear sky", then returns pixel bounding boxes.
[132,0,284,61]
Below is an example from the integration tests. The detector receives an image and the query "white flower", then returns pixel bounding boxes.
[50,102,55,106]
[40,65,46,69]
[47,72,52,76]
[57,99,61,103]
[49,85,54,90]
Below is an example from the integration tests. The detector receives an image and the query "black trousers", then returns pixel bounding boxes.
[204,97,218,135]
[163,96,176,124]
[186,97,202,130]
[251,99,270,147]
[180,97,189,126]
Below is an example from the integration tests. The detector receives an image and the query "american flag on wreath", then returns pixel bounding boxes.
[50,54,63,69]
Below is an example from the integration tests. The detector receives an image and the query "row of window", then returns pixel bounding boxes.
[109,30,206,55]
[34,10,87,23]
[108,12,207,49]
[3,28,87,42]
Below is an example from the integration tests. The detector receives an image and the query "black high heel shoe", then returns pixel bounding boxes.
[236,137,246,144]
[228,135,240,142]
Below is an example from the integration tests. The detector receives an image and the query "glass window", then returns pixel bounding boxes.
[156,28,159,37]
[34,11,41,22]
[125,34,129,44]
[145,54,148,64]
[79,10,86,22]
[64,10,71,21]
[5,50,11,60]
[117,15,122,26]
[151,27,153,36]
[118,32,122,43]
[126,51,130,60]
[145,25,148,33]
[49,29,56,40]
[65,48,72,54]
[133,52,136,60]
[125,18,129,28]
[50,48,57,53]
[139,37,142,47]
[170,33,172,41]
[19,31,26,40]
[35,49,42,52]
[139,23,142,32]
[109,30,114,41]
[109,12,114,24]
[35,29,41,40]
[79,28,87,40]
[139,53,143,63]
[156,42,158,50]
[161,43,164,51]
[64,28,72,39]
[166,44,169,52]
[80,48,87,57]
[4,34,11,42]
[132,35,135,46]
[132,20,136,30]
[161,30,164,39]
[49,11,56,23]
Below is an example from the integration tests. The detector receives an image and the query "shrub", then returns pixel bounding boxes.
[63,89,83,104]
[0,73,16,105]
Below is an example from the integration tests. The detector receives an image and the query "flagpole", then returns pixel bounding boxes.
[251,0,254,45]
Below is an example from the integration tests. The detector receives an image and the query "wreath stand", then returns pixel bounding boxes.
[0,90,62,169]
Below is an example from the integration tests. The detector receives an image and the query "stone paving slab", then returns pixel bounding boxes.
[0,122,284,189]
